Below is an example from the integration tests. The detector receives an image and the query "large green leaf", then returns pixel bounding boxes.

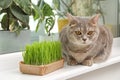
[32,3,41,20]
[13,0,32,15]
[0,0,12,9]
[45,16,55,36]
[1,13,14,31]
[10,4,29,25]
[42,3,54,16]
[1,14,9,30]
[52,0,60,10]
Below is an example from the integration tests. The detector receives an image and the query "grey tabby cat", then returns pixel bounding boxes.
[59,13,113,66]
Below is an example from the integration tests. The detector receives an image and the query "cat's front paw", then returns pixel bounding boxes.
[67,60,78,66]
[93,56,107,63]
[81,60,93,66]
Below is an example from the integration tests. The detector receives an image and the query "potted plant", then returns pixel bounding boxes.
[0,0,33,53]
[0,0,55,53]
[0,0,31,33]
[34,0,55,36]
[52,0,106,32]
[19,41,64,75]
[31,0,56,42]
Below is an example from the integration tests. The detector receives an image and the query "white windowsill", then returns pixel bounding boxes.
[0,38,120,80]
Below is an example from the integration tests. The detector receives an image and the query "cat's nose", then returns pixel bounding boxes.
[82,38,87,41]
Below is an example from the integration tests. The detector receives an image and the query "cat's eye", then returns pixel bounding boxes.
[87,31,94,35]
[75,31,82,35]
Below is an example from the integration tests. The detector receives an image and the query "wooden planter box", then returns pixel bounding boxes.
[19,59,64,75]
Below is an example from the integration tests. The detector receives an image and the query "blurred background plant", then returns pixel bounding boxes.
[0,0,32,34]
[34,0,55,36]
[52,0,106,24]
[0,0,55,36]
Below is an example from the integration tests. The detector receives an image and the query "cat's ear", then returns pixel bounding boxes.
[90,14,100,25]
[66,13,74,22]
[66,13,77,27]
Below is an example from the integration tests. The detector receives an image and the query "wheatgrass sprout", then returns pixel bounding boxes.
[22,41,62,65]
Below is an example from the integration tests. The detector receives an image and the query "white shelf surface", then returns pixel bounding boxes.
[0,38,120,80]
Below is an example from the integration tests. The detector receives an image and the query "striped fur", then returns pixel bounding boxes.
[59,14,113,66]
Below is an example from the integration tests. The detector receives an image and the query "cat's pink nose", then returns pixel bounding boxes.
[82,38,87,41]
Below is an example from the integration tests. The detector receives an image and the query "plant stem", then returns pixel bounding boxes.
[6,8,10,30]
[97,0,105,24]
[61,0,74,15]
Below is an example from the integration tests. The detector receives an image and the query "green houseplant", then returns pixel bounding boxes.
[20,41,63,75]
[19,41,64,75]
[34,0,55,36]
[0,0,55,35]
[0,0,33,53]
[0,0,55,53]
[33,0,57,42]
[0,0,32,33]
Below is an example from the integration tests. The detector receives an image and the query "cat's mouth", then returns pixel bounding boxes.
[82,41,87,44]
[82,41,91,45]
[81,41,92,45]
